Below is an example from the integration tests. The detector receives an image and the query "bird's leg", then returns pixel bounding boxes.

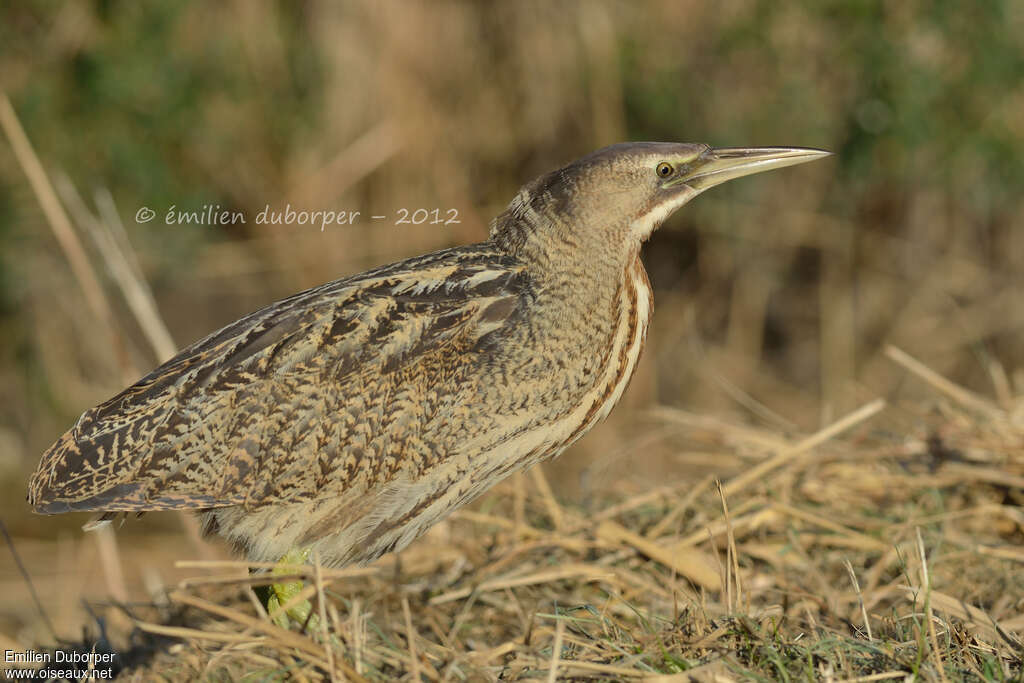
[267,548,320,631]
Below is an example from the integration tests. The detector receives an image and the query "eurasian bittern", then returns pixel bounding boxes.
[29,143,828,570]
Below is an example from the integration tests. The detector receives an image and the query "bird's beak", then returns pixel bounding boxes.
[673,146,831,192]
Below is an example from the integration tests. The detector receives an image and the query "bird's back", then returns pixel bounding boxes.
[29,243,534,516]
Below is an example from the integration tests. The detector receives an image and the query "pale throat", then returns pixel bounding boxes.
[630,186,700,243]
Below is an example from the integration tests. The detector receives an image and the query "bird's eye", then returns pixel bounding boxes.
[656,162,675,178]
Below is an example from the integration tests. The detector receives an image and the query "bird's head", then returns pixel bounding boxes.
[490,142,829,257]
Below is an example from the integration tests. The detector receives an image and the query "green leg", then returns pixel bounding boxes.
[266,548,320,631]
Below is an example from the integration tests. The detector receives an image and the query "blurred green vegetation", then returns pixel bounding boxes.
[1,0,1023,519]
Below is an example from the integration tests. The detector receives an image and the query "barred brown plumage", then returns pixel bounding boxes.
[28,142,828,567]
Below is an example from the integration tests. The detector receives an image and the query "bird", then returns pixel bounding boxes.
[29,142,828,571]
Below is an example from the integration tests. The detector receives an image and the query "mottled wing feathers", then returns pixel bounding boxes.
[29,244,531,514]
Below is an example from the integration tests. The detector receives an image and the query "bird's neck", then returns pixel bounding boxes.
[491,203,639,294]
[485,211,653,438]
[492,214,646,350]
[486,217,652,444]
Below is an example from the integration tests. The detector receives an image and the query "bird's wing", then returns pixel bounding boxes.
[29,244,531,513]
